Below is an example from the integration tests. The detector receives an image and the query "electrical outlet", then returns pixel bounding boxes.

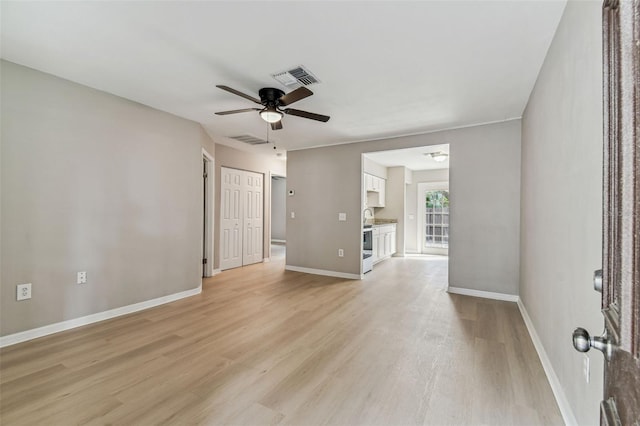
[338,249,344,257]
[77,271,87,284]
[17,283,32,301]
[583,354,590,383]
[338,213,347,221]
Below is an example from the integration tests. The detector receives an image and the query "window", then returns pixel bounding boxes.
[425,190,449,248]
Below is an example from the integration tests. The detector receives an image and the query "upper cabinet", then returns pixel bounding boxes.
[364,173,386,207]
[365,173,382,192]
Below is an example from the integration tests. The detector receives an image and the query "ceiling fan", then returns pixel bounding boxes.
[214,85,330,130]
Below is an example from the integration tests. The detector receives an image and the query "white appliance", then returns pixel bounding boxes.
[363,227,373,273]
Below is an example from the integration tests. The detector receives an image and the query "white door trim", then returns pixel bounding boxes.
[202,148,214,277]
[417,181,449,255]
[269,171,286,260]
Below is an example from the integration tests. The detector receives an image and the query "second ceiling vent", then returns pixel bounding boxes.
[228,134,269,145]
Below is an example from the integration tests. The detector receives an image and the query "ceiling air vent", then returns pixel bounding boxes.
[229,134,269,145]
[272,65,320,87]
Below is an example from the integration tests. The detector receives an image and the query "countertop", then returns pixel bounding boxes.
[364,218,397,227]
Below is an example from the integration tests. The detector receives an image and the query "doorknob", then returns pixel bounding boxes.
[572,327,613,359]
[593,269,603,293]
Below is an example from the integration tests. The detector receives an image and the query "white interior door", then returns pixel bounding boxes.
[243,171,263,265]
[220,167,264,270]
[220,167,242,270]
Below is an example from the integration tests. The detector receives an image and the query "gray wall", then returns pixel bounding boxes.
[520,1,603,424]
[271,177,286,241]
[406,168,449,253]
[287,144,362,274]
[450,123,521,294]
[1,60,212,336]
[287,119,521,294]
[213,143,286,269]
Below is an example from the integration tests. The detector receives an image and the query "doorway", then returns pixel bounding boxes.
[270,174,287,260]
[418,184,450,256]
[270,175,286,244]
[363,145,449,256]
[202,149,214,277]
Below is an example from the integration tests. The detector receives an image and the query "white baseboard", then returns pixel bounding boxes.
[517,299,577,426]
[263,257,271,263]
[447,286,519,302]
[285,265,360,280]
[0,285,202,348]
[204,269,222,278]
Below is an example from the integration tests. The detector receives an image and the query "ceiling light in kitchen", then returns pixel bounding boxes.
[429,151,449,162]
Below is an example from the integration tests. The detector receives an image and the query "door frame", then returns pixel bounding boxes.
[202,148,214,277]
[417,181,449,256]
[599,0,640,423]
[269,171,287,261]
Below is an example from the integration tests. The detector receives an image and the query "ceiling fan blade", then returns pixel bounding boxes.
[271,121,283,131]
[214,108,261,115]
[278,87,313,106]
[216,85,262,104]
[284,108,330,122]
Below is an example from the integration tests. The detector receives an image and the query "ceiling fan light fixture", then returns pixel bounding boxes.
[260,107,283,123]
[429,151,449,162]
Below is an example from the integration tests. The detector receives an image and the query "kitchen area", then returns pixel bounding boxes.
[362,217,397,273]
[361,158,398,274]
[361,146,449,275]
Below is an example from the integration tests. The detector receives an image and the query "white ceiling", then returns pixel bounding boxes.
[365,144,450,171]
[1,1,566,158]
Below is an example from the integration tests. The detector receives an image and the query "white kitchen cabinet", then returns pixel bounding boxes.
[372,223,396,265]
[378,183,386,207]
[371,175,380,192]
[365,173,378,192]
[364,173,386,207]
[364,173,373,192]
[364,173,384,192]
[390,230,396,254]
[372,227,379,263]
[384,232,391,256]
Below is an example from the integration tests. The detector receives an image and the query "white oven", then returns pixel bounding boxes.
[363,227,373,273]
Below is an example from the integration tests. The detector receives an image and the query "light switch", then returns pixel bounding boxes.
[290,211,295,219]
[338,213,347,221]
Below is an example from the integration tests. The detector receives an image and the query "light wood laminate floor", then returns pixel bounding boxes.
[1,249,563,425]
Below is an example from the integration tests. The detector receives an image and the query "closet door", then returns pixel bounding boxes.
[242,171,263,265]
[220,167,264,270]
[220,167,242,270]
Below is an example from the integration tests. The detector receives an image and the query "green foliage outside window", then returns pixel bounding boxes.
[426,190,449,208]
